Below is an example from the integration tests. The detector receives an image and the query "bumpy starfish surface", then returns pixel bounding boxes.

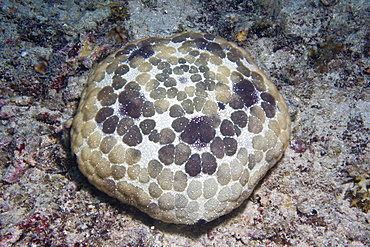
[71,32,291,224]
